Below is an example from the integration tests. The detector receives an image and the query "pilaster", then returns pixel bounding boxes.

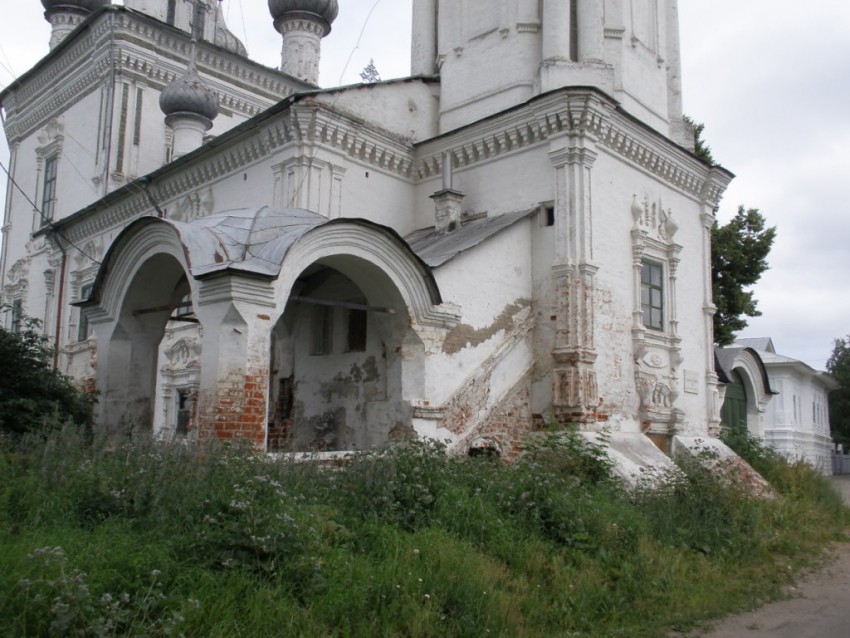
[548,133,599,423]
[577,0,605,62]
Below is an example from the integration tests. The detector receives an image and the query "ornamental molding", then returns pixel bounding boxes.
[415,89,732,205]
[5,51,112,142]
[3,11,299,142]
[63,100,416,243]
[516,21,541,33]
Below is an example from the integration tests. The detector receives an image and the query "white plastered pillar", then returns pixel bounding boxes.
[411,0,438,75]
[577,0,605,62]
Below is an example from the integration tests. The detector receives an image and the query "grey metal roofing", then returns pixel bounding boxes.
[171,207,326,277]
[733,337,775,353]
[268,0,339,25]
[87,207,442,306]
[756,351,838,388]
[406,208,537,268]
[41,0,110,13]
[714,346,774,394]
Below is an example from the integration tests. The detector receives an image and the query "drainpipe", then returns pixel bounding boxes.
[0,110,15,301]
[51,237,68,371]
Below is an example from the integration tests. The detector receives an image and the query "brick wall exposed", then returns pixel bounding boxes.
[199,369,269,447]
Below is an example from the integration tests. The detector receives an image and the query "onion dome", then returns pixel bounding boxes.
[212,4,248,57]
[41,0,111,14]
[159,68,219,122]
[268,0,339,30]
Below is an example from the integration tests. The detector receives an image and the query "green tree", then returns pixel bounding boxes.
[684,115,715,165]
[711,207,777,346]
[827,336,850,445]
[0,313,94,436]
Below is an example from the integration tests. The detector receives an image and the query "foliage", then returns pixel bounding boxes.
[0,424,847,637]
[0,313,94,436]
[722,426,845,514]
[711,207,777,345]
[827,336,850,445]
[684,115,715,165]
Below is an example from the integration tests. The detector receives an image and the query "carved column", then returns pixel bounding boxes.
[549,134,599,424]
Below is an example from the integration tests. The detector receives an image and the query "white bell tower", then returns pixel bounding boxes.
[412,0,689,146]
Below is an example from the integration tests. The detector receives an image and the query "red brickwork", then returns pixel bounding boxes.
[460,372,535,462]
[199,369,269,448]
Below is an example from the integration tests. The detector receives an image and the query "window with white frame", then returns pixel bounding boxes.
[640,261,664,330]
[41,154,58,226]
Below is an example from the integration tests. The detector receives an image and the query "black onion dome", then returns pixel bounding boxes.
[268,0,339,25]
[159,70,219,121]
[41,0,111,14]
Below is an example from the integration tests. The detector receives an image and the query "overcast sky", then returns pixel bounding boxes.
[1,1,848,370]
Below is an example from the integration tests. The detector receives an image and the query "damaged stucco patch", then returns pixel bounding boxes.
[442,300,530,355]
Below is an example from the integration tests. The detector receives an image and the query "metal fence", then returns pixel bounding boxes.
[833,452,850,475]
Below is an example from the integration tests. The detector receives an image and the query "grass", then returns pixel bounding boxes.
[0,424,846,637]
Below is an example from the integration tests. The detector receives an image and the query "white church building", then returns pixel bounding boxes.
[0,0,735,461]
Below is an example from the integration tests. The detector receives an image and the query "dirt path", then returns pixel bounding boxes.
[695,476,850,638]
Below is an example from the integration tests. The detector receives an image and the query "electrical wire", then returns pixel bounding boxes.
[0,156,101,265]
[285,0,384,209]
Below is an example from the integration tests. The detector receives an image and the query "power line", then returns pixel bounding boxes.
[0,156,101,266]
[286,0,384,209]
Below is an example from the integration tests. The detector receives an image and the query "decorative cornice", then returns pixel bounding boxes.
[604,27,626,40]
[3,10,301,143]
[516,21,540,34]
[62,100,417,244]
[415,89,732,205]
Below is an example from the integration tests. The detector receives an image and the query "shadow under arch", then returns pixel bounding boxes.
[81,210,454,447]
[81,219,198,437]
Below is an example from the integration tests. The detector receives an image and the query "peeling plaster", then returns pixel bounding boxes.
[442,300,530,355]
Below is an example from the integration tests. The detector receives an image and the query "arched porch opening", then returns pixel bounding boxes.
[99,253,193,436]
[268,256,415,452]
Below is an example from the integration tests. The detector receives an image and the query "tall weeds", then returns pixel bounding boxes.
[0,423,846,637]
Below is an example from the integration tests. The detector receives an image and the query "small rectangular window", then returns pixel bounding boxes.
[41,155,58,225]
[77,283,93,342]
[346,308,368,352]
[10,299,23,334]
[310,305,333,355]
[640,261,664,330]
[176,388,192,435]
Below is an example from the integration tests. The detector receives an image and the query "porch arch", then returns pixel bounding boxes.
[84,220,198,436]
[716,347,773,437]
